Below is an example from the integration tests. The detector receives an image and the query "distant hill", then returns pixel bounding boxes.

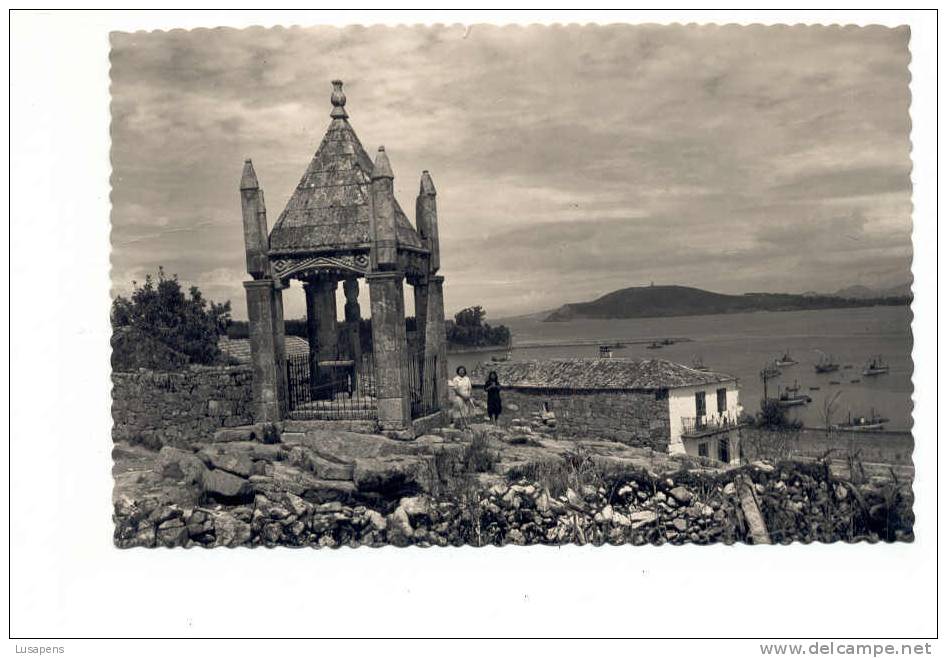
[543,284,911,322]
[833,282,913,299]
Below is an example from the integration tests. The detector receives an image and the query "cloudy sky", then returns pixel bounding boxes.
[110,24,912,320]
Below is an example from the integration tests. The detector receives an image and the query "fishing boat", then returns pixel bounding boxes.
[829,380,841,386]
[776,386,811,407]
[815,353,840,373]
[647,341,662,350]
[761,361,781,378]
[834,409,889,432]
[775,351,798,367]
[784,380,802,394]
[691,356,710,372]
[661,338,675,346]
[808,386,821,391]
[863,355,890,376]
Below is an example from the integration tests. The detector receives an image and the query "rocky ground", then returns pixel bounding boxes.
[113,409,914,548]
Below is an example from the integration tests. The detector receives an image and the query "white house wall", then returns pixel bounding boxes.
[666,382,741,454]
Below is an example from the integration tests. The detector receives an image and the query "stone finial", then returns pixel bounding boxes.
[240,159,259,190]
[330,79,348,119]
[372,146,394,180]
[419,170,436,196]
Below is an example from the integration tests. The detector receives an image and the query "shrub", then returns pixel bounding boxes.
[111,267,231,371]
[462,431,500,473]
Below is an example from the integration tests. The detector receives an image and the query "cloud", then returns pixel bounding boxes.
[110,24,912,318]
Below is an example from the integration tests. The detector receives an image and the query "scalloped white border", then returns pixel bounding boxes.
[8,8,938,646]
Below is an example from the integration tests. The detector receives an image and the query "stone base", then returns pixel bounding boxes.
[281,419,381,435]
[412,410,446,437]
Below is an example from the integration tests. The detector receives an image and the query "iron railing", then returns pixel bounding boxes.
[681,413,742,438]
[285,352,377,421]
[404,351,440,419]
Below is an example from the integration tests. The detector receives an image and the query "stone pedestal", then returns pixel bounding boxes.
[424,275,449,409]
[304,278,339,398]
[367,271,411,430]
[244,280,286,422]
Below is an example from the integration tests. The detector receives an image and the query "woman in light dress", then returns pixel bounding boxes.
[449,365,473,430]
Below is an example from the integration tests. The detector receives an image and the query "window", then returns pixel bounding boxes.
[654,389,668,401]
[698,442,709,458]
[695,391,706,417]
[718,438,730,463]
[717,388,727,414]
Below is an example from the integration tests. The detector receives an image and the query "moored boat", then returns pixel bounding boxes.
[775,351,797,367]
[862,355,890,376]
[815,352,840,373]
[833,409,889,432]
[777,387,811,407]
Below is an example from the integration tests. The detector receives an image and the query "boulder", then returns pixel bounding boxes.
[288,446,354,481]
[201,451,254,478]
[507,528,526,545]
[669,486,694,505]
[284,492,311,518]
[156,517,188,547]
[185,509,214,538]
[202,469,252,500]
[353,457,424,494]
[250,464,358,504]
[387,507,413,538]
[156,447,207,485]
[399,495,432,520]
[365,509,387,532]
[629,510,657,529]
[672,518,688,532]
[212,422,279,444]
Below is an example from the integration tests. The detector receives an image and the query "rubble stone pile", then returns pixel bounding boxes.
[113,422,913,548]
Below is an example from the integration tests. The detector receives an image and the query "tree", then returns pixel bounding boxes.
[454,306,485,328]
[111,267,232,370]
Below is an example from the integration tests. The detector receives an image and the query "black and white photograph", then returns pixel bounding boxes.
[108,22,916,550]
[7,8,940,646]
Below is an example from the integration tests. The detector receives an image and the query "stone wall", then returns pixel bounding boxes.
[112,366,254,448]
[487,387,671,452]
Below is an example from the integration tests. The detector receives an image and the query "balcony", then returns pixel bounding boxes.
[681,414,742,438]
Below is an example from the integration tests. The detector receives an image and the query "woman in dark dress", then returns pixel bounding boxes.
[484,370,502,424]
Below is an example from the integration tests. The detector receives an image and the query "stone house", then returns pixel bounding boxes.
[472,358,743,464]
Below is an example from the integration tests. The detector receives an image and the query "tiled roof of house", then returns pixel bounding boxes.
[470,358,736,391]
[219,336,310,364]
[268,82,424,255]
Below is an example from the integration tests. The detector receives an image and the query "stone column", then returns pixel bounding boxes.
[413,278,429,358]
[367,270,411,431]
[244,279,284,422]
[240,159,270,279]
[424,275,449,410]
[370,147,398,270]
[271,282,288,416]
[304,278,339,399]
[343,277,362,359]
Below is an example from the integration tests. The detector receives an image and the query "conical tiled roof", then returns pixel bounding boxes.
[269,82,424,254]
